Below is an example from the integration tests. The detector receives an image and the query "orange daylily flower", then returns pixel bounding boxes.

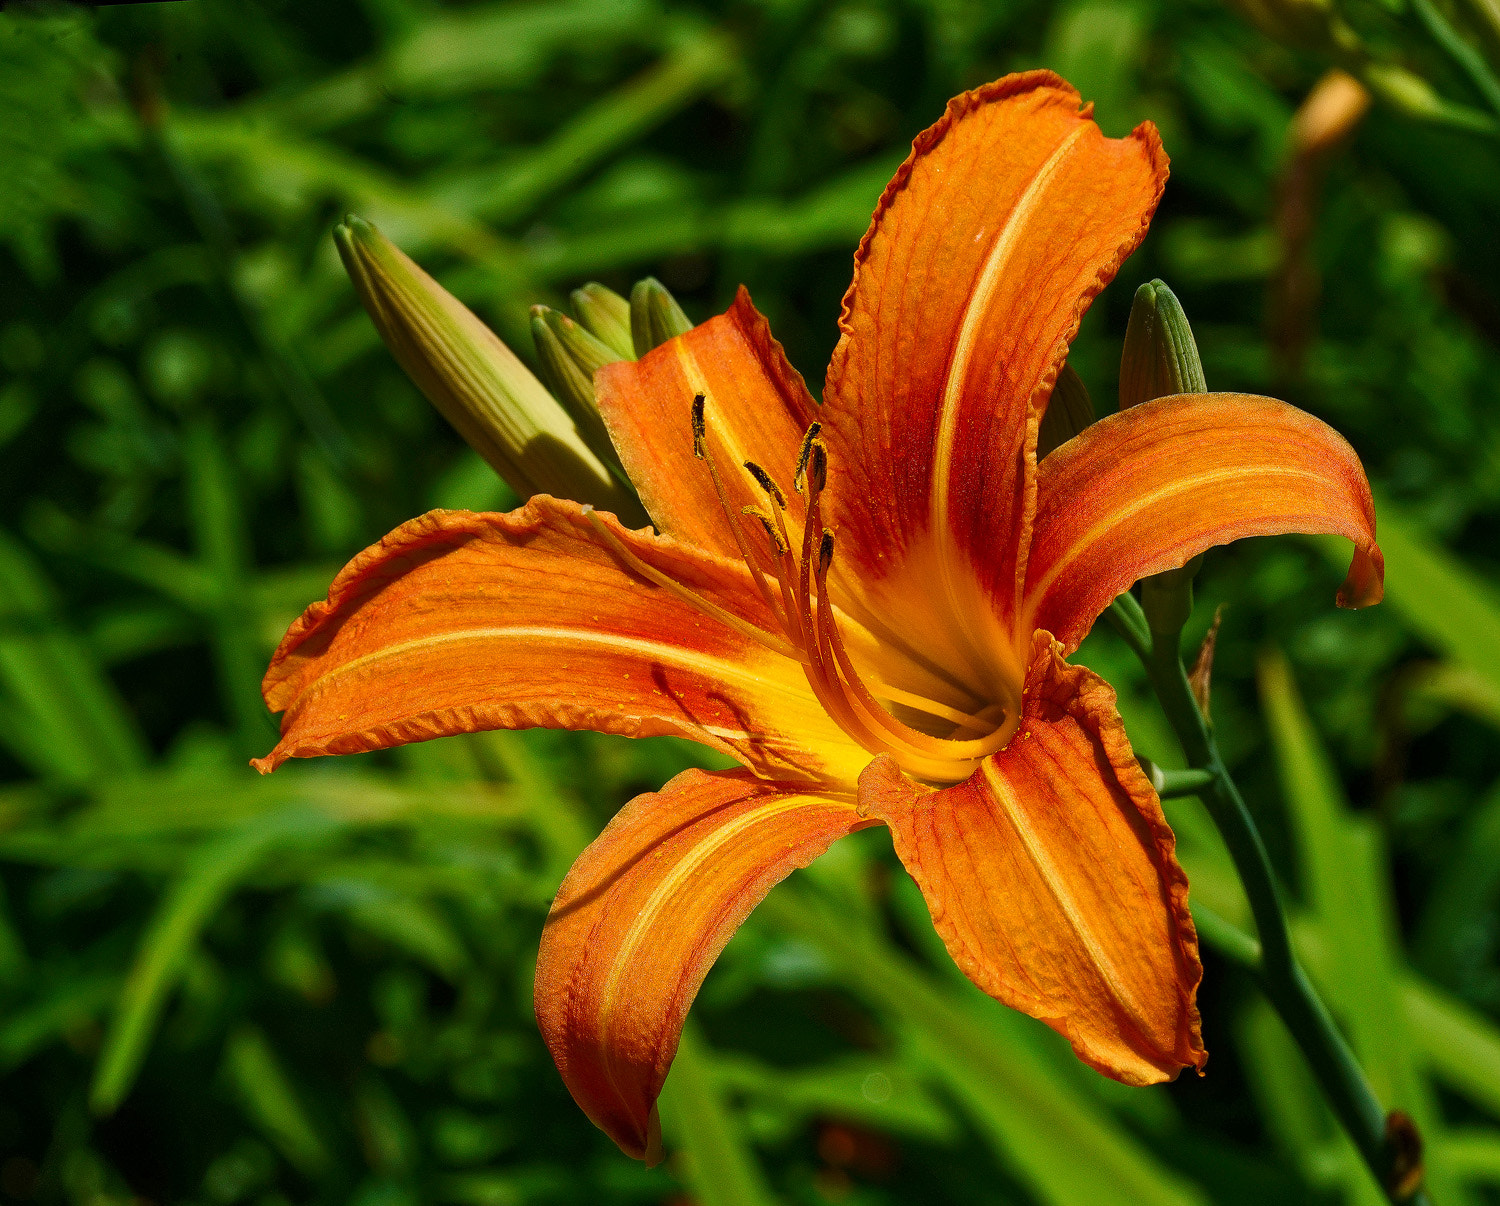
[254,72,1384,1162]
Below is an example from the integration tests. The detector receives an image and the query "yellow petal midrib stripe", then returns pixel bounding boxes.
[595,794,840,1104]
[927,123,1091,681]
[980,759,1153,1031]
[292,626,811,710]
[929,121,1092,534]
[1025,463,1326,618]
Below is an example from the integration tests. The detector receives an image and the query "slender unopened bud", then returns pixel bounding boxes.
[571,283,635,360]
[1119,279,1206,410]
[630,277,693,355]
[334,215,634,514]
[530,305,625,471]
[1037,363,1095,458]
[1121,278,1209,636]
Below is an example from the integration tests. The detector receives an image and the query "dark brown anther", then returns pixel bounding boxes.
[742,506,787,556]
[818,529,835,577]
[743,461,786,509]
[806,441,828,493]
[794,422,823,492]
[691,393,707,458]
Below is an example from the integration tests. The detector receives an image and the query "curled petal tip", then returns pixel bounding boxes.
[1337,540,1385,609]
[535,771,866,1162]
[642,1107,664,1167]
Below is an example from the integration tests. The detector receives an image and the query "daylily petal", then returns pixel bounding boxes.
[1025,392,1384,653]
[535,768,868,1161]
[820,71,1167,681]
[592,291,973,710]
[858,633,1205,1085]
[594,287,817,559]
[254,497,866,784]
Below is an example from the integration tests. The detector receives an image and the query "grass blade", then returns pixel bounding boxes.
[225,1025,332,1177]
[90,812,334,1113]
[762,887,1208,1206]
[658,1021,781,1206]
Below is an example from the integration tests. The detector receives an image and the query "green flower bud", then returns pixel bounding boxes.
[1119,279,1206,410]
[333,215,636,517]
[530,305,626,473]
[570,283,635,361]
[1120,279,1208,636]
[1037,363,1095,459]
[630,277,693,356]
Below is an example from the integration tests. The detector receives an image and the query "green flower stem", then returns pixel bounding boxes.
[1106,594,1428,1206]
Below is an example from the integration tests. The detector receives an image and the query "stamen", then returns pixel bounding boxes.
[747,474,807,653]
[870,685,1004,734]
[672,404,1019,783]
[805,441,828,493]
[741,506,788,557]
[744,462,801,627]
[793,464,865,734]
[794,422,822,492]
[692,393,786,630]
[743,461,786,509]
[690,393,707,458]
[582,507,798,659]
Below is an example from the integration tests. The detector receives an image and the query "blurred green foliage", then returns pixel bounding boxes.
[4,0,1500,1203]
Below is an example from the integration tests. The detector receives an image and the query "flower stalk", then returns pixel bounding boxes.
[1106,594,1426,1204]
[1107,276,1423,1204]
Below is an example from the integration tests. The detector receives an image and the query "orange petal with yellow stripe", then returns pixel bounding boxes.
[594,287,817,560]
[1024,392,1384,653]
[534,768,869,1161]
[858,633,1205,1085]
[253,497,867,785]
[820,72,1168,642]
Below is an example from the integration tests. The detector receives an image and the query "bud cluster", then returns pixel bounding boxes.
[334,215,699,526]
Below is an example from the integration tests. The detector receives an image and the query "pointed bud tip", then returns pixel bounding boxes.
[330,219,630,514]
[630,276,693,354]
[530,305,573,339]
[570,282,635,359]
[1120,277,1205,408]
[336,213,376,245]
